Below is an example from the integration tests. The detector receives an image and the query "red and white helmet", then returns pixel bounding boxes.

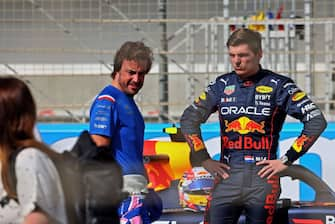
[178,166,214,212]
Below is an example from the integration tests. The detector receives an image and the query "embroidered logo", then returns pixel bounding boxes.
[256,85,273,93]
[224,85,235,95]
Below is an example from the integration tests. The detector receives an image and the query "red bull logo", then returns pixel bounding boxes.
[264,175,280,224]
[225,116,265,134]
[222,136,270,150]
[186,134,205,152]
[292,134,309,153]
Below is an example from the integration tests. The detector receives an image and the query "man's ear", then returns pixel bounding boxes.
[258,50,263,59]
[113,71,120,80]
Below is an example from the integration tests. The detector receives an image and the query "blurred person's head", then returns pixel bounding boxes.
[226,28,263,79]
[0,76,36,148]
[0,76,56,197]
[111,41,153,96]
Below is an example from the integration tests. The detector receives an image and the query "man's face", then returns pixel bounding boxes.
[113,60,146,96]
[228,43,262,79]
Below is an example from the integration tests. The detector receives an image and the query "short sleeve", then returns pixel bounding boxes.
[89,95,116,137]
[15,148,67,224]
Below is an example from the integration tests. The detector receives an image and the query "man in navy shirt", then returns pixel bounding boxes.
[180,28,327,224]
[89,41,161,223]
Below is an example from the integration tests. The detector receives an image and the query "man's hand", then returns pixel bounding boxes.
[202,159,230,179]
[256,159,288,179]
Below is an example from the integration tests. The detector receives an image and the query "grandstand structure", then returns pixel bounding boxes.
[0,0,334,122]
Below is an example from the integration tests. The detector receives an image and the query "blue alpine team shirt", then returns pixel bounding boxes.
[89,85,146,176]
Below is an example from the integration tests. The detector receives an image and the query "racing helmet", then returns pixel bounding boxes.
[178,166,214,212]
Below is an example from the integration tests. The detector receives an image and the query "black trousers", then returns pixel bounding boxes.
[204,163,281,224]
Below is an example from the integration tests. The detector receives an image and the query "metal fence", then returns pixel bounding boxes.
[0,0,335,122]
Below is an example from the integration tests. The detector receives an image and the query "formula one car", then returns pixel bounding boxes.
[274,164,335,224]
[49,125,335,224]
[144,126,335,224]
[151,163,335,224]
[154,164,335,224]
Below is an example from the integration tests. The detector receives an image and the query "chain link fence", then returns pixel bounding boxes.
[0,0,334,122]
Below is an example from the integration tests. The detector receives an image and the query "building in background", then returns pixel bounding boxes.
[0,0,334,122]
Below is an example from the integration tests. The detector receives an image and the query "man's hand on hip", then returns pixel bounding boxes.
[202,159,230,179]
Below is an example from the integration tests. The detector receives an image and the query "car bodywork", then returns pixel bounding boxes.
[144,127,335,224]
[48,125,335,223]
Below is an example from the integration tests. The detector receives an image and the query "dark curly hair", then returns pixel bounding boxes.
[111,41,153,78]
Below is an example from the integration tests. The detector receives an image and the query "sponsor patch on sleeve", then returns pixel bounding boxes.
[292,92,306,102]
[292,134,309,152]
[97,94,116,102]
[186,134,205,152]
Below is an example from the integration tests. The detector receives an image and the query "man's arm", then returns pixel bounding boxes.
[180,80,231,178]
[180,106,211,167]
[180,104,230,179]
[89,91,115,148]
[257,113,327,179]
[180,90,216,167]
[280,81,327,164]
[257,79,327,179]
[90,134,111,147]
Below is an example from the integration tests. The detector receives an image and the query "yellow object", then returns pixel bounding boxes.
[248,11,266,31]
[163,126,178,134]
[155,141,192,179]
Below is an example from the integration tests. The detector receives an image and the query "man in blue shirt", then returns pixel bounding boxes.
[89,41,162,224]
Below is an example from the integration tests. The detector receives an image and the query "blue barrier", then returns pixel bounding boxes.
[37,122,335,201]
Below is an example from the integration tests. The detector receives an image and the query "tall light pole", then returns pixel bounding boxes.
[158,0,169,122]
